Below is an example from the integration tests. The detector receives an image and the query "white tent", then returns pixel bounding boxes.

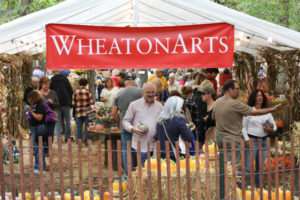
[0,0,299,56]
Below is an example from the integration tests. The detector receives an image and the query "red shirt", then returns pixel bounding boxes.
[111,75,119,88]
[207,75,217,92]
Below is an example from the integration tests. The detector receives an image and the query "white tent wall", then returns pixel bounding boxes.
[0,0,299,56]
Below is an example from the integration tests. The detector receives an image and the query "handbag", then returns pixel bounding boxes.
[162,123,178,157]
[205,126,216,141]
[162,123,195,157]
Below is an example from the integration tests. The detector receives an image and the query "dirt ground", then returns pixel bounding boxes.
[3,133,122,195]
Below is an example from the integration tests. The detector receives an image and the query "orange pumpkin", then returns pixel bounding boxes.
[103,192,110,200]
[245,189,259,200]
[260,189,269,200]
[179,159,187,169]
[264,158,276,171]
[161,161,176,173]
[275,120,284,128]
[113,180,127,191]
[144,158,158,170]
[199,154,205,160]
[279,188,291,200]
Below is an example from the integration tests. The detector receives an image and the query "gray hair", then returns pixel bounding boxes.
[158,96,185,124]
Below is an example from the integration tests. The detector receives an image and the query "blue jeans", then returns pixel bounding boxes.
[45,121,56,153]
[245,137,267,188]
[30,125,46,171]
[141,152,148,167]
[121,129,132,175]
[75,116,89,144]
[55,106,71,139]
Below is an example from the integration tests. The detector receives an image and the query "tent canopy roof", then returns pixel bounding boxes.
[0,0,299,56]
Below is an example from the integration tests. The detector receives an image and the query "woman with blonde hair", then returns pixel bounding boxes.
[200,85,217,142]
[150,78,169,103]
[192,79,214,144]
[100,77,119,106]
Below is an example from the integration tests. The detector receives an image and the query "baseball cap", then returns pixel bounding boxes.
[125,72,134,81]
[199,85,215,95]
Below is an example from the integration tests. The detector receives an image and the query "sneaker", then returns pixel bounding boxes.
[34,169,40,174]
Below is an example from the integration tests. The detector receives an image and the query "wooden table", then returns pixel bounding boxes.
[88,128,121,171]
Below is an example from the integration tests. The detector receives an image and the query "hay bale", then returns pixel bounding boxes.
[131,165,238,199]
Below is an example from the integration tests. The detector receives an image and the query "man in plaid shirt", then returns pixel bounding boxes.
[72,78,94,145]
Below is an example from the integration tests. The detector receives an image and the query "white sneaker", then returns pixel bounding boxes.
[34,169,40,174]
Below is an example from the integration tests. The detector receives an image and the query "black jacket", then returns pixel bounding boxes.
[50,74,73,107]
[192,89,207,142]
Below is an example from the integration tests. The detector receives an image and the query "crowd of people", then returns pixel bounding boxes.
[23,66,282,195]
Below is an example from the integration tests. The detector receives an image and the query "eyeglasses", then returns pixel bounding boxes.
[234,87,240,90]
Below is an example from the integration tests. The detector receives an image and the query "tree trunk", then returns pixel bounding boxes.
[285,0,290,27]
[86,70,96,100]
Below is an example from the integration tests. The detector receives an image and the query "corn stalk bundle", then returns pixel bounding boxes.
[0,53,41,137]
[131,166,238,200]
[233,52,259,93]
[258,48,282,95]
[260,48,300,124]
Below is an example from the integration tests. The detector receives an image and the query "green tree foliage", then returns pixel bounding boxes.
[214,0,300,32]
[1,0,299,32]
[0,0,64,25]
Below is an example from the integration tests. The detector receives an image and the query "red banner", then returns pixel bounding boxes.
[46,23,234,69]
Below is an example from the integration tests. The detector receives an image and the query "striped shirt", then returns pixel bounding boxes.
[72,86,94,117]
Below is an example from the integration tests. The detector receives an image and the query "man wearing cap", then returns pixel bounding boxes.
[112,73,143,175]
[23,76,40,105]
[147,69,169,90]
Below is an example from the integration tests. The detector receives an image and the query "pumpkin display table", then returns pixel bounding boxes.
[88,128,121,171]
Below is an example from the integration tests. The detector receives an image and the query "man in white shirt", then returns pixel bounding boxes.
[123,82,163,166]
